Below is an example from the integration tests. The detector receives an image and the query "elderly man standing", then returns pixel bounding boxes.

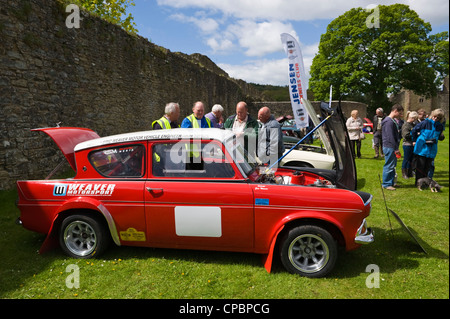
[224,101,258,153]
[181,101,212,128]
[257,106,285,165]
[205,104,224,128]
[372,107,385,158]
[152,102,180,130]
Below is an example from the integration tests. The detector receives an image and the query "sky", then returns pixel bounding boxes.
[128,0,449,87]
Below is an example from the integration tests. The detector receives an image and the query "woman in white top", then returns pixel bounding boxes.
[346,110,364,159]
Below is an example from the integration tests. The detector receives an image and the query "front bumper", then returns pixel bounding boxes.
[355,219,374,244]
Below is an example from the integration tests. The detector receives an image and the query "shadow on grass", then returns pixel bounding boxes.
[102,244,264,270]
[0,230,59,298]
[268,224,448,279]
[330,226,447,279]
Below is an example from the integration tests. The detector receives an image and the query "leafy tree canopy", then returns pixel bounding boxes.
[309,4,449,114]
[72,0,138,34]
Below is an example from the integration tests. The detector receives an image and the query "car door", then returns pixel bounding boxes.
[144,139,254,251]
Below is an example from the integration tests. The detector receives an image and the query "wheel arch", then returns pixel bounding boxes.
[263,214,346,273]
[39,200,120,254]
[278,217,345,248]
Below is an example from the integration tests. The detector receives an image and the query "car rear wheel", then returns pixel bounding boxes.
[280,225,337,278]
[59,214,109,258]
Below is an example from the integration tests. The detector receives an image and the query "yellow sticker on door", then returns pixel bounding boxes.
[120,228,146,242]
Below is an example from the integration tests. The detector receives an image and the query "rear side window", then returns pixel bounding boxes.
[89,145,145,177]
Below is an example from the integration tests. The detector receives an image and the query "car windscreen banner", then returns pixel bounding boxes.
[280,33,309,129]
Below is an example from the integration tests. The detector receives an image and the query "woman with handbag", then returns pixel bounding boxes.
[411,108,446,186]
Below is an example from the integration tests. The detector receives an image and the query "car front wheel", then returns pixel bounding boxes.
[59,214,109,258]
[280,225,337,278]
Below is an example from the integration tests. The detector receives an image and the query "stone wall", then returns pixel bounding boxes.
[389,76,449,120]
[0,0,262,189]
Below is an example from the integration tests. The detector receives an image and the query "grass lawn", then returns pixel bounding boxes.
[0,131,448,300]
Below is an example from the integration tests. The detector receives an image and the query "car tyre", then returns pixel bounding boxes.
[280,225,337,278]
[59,214,109,258]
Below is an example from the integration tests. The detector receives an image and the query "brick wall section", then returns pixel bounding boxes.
[0,0,262,189]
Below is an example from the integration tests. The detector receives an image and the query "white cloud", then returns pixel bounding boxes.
[206,37,234,53]
[228,20,297,57]
[218,58,289,85]
[158,0,449,26]
[407,0,450,26]
[158,0,349,21]
[218,40,319,86]
[170,13,219,34]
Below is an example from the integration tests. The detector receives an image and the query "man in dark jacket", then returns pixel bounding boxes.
[257,106,285,165]
[381,104,404,190]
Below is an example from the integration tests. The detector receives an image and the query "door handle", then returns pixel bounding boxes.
[146,187,163,193]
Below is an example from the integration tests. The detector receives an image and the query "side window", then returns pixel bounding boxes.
[89,145,145,177]
[152,141,235,178]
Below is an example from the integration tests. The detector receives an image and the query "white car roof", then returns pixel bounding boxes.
[74,128,236,151]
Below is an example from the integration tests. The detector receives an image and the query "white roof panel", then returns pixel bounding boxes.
[74,128,236,151]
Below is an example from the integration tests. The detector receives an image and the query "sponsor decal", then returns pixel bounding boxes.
[255,198,270,206]
[53,184,116,196]
[120,228,146,242]
[53,184,67,196]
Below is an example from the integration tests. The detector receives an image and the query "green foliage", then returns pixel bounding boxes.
[251,83,290,101]
[72,0,138,34]
[310,4,449,114]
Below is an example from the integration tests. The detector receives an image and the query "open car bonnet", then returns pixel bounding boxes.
[318,100,357,190]
[32,127,100,171]
[289,99,357,190]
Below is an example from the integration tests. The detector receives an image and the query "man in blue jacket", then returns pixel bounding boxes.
[411,108,446,186]
[181,101,212,128]
[381,104,404,190]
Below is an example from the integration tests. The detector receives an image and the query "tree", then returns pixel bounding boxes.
[74,0,138,34]
[309,4,449,114]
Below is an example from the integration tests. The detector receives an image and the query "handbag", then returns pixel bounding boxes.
[359,131,365,140]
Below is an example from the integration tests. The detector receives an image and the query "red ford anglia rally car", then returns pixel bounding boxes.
[16,114,373,278]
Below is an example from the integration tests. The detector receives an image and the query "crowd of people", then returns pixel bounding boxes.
[151,100,285,165]
[151,100,446,190]
[345,105,446,191]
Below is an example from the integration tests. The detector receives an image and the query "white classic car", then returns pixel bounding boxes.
[279,99,357,190]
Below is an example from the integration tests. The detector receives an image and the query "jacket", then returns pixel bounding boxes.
[257,115,285,160]
[181,114,211,128]
[346,117,363,141]
[411,118,445,159]
[152,116,179,130]
[381,117,401,149]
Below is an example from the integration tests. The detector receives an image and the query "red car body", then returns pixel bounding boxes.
[16,127,373,277]
[363,118,374,133]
